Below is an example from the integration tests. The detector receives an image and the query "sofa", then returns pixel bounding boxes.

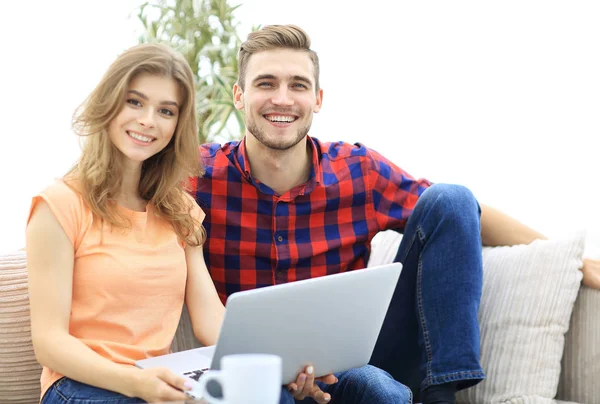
[1,231,598,403]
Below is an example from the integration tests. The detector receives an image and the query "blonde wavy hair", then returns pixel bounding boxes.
[68,42,205,246]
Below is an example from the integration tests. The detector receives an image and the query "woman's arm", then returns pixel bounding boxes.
[480,203,547,246]
[26,201,189,401]
[184,244,225,346]
[480,203,600,289]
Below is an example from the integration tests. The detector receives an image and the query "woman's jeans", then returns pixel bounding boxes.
[43,368,411,404]
[42,378,145,404]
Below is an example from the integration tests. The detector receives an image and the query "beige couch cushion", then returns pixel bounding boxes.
[369,230,589,404]
[456,234,584,404]
[171,303,203,353]
[557,285,600,403]
[0,250,42,403]
[0,232,594,404]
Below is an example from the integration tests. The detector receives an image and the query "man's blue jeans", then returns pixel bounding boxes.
[281,184,484,403]
[370,183,485,399]
[280,365,413,404]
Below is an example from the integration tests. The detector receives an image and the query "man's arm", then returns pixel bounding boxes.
[480,203,600,289]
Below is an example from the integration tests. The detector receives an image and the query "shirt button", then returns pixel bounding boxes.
[277,235,283,242]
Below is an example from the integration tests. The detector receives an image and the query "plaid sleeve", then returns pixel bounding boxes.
[366,148,432,232]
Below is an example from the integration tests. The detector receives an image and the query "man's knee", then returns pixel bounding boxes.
[417,183,481,226]
[279,386,295,404]
[339,365,412,402]
[421,184,477,209]
[341,364,392,383]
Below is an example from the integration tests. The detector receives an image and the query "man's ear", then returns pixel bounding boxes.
[313,88,323,113]
[233,83,244,110]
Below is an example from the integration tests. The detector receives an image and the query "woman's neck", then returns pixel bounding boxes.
[118,160,146,211]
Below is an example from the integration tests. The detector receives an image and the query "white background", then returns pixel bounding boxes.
[1,1,599,255]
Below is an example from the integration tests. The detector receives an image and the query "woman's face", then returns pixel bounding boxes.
[108,73,182,166]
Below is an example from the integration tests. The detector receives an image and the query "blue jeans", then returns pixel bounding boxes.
[42,377,315,404]
[42,377,145,403]
[279,365,412,404]
[369,184,485,400]
[280,184,483,404]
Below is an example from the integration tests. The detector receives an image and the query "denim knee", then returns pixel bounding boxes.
[279,386,295,404]
[420,183,479,212]
[338,365,413,403]
[41,377,145,403]
[416,183,481,232]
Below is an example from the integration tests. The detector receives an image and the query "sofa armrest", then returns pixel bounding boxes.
[557,285,600,403]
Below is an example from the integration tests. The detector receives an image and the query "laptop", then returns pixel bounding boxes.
[136,262,402,397]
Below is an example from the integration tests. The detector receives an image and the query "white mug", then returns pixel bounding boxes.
[197,354,282,404]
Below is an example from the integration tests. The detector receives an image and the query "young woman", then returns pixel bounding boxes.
[26,43,225,403]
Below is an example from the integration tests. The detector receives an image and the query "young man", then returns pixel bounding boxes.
[189,25,600,404]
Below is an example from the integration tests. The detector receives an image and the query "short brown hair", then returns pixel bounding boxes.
[238,24,320,91]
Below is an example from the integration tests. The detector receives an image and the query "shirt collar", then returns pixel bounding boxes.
[234,135,323,193]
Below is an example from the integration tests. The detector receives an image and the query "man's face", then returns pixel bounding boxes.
[233,48,323,151]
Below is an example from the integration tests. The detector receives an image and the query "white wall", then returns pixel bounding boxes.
[2,1,599,255]
[0,0,142,253]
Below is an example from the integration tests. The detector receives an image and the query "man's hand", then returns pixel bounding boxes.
[582,258,600,289]
[286,366,338,404]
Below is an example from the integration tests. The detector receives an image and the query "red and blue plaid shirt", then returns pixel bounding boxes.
[189,136,431,303]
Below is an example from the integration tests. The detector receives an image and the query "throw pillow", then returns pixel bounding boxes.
[368,230,402,268]
[0,250,42,404]
[457,234,584,404]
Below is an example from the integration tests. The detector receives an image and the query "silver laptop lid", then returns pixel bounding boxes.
[210,263,402,384]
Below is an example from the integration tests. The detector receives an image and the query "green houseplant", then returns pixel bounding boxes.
[137,0,247,144]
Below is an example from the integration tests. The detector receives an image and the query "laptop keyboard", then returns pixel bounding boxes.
[183,368,210,381]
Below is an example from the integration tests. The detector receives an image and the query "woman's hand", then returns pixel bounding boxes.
[286,366,338,404]
[130,367,192,403]
[582,258,600,289]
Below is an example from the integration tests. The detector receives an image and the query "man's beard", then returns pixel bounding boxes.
[246,118,311,151]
